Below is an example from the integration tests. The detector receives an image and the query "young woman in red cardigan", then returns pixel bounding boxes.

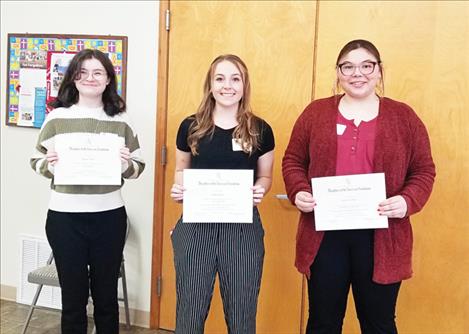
[282,40,435,334]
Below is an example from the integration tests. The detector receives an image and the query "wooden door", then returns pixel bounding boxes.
[156,1,317,333]
[311,2,469,333]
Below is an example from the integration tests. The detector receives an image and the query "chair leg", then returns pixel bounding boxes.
[21,284,44,334]
[120,261,131,330]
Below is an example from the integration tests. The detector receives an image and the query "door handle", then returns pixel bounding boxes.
[275,194,289,200]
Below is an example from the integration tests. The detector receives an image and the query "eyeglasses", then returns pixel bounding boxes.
[337,61,378,76]
[76,69,108,81]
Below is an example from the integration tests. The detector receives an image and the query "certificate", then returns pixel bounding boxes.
[183,169,253,223]
[54,133,122,185]
[311,173,388,231]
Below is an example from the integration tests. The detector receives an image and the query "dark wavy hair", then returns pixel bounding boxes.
[48,49,125,116]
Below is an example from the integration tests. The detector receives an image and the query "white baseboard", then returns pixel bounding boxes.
[1,284,150,328]
[1,284,17,300]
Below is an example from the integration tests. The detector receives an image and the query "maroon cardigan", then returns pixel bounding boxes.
[282,96,435,284]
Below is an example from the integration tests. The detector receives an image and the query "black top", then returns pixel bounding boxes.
[176,116,275,179]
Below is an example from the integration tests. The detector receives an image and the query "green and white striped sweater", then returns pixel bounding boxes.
[31,105,145,212]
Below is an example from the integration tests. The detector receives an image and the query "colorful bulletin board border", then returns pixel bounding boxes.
[5,33,128,128]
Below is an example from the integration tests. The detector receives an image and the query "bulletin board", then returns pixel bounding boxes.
[5,33,128,128]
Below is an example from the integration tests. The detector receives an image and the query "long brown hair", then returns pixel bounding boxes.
[333,39,385,96]
[187,54,259,155]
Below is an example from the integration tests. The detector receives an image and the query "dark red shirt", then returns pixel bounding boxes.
[336,112,377,176]
[282,96,435,284]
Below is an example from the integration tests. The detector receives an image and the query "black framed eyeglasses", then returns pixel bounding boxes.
[337,61,378,76]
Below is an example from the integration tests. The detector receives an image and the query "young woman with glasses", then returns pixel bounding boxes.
[31,49,145,334]
[282,39,435,333]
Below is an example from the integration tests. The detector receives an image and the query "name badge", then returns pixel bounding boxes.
[337,124,346,135]
[232,138,243,151]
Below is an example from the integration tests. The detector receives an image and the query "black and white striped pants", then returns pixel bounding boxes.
[171,208,265,334]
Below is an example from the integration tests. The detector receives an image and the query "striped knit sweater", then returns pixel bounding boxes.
[31,105,145,212]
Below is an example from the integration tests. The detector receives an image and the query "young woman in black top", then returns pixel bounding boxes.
[170,54,275,334]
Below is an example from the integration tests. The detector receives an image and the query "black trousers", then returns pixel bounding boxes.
[46,207,127,334]
[306,230,401,334]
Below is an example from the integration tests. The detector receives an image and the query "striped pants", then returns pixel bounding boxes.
[171,208,265,334]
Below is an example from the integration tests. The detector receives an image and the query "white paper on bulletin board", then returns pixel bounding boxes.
[17,69,46,127]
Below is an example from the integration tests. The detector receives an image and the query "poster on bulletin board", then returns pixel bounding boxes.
[5,33,128,128]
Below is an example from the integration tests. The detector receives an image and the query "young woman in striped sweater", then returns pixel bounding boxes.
[31,49,144,334]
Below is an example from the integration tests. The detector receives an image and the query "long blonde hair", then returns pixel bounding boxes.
[187,54,259,155]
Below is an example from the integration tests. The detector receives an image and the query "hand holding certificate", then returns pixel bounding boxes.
[183,169,253,223]
[311,173,388,231]
[54,133,122,185]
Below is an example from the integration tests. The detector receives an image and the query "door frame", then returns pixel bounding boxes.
[150,0,170,329]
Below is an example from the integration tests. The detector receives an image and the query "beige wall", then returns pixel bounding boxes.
[0,0,158,326]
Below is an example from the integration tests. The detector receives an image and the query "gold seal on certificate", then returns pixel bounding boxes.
[311,173,388,231]
[183,169,253,223]
[54,133,122,185]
